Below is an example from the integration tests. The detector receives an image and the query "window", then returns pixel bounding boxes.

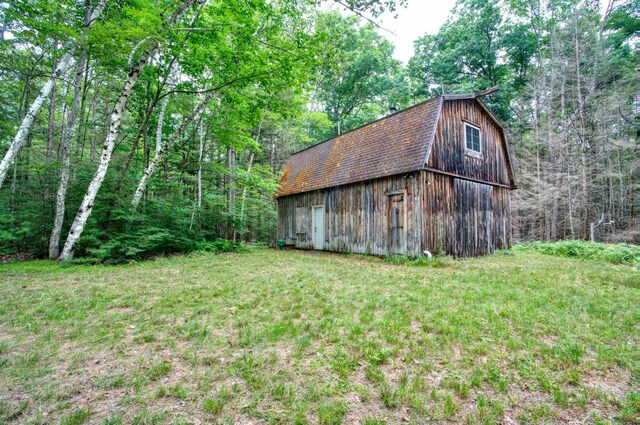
[464,123,481,155]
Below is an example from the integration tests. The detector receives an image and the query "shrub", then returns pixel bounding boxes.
[194,239,241,253]
[67,217,241,264]
[514,240,639,265]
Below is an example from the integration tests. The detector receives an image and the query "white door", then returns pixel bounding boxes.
[313,206,324,250]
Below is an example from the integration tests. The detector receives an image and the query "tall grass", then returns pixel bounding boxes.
[514,240,639,265]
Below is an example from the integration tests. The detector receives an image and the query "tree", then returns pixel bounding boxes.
[0,0,107,189]
[407,0,638,243]
[313,12,406,135]
[58,0,205,260]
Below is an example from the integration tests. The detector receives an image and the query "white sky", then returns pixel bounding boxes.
[326,0,457,63]
[376,0,457,63]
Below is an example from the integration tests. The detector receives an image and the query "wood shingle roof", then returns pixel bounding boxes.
[277,96,442,197]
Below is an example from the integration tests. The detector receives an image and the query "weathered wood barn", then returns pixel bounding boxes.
[276,90,517,258]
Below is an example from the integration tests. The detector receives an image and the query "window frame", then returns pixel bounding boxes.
[463,122,482,158]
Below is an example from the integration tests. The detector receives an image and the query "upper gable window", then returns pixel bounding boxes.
[464,123,481,157]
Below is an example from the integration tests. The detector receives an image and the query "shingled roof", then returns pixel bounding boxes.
[277,90,516,197]
[277,96,443,197]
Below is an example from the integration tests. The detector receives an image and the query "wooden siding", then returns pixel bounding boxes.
[277,173,424,257]
[277,97,515,258]
[421,170,511,257]
[428,99,511,187]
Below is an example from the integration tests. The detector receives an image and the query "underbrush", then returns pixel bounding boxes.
[384,253,453,267]
[514,240,639,265]
[67,232,241,265]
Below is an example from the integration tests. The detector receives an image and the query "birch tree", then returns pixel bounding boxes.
[1,0,414,261]
[0,0,107,189]
[59,0,203,261]
[48,2,96,259]
[131,91,215,210]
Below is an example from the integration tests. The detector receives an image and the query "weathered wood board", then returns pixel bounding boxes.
[277,172,424,257]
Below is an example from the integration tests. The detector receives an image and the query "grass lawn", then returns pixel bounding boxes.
[0,247,638,424]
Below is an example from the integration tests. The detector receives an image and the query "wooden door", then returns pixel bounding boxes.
[454,179,493,257]
[312,205,324,250]
[388,193,405,254]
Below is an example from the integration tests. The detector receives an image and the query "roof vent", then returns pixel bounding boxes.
[389,106,397,115]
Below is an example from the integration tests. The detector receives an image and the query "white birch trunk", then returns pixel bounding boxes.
[131,91,214,211]
[0,50,75,189]
[49,49,87,259]
[197,119,204,208]
[0,0,107,190]
[59,46,157,261]
[59,0,201,261]
[156,95,170,155]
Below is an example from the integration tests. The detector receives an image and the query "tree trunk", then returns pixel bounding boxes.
[0,0,107,190]
[44,55,57,203]
[189,119,205,230]
[196,119,204,209]
[131,91,214,211]
[239,119,262,239]
[46,54,57,162]
[59,0,202,261]
[49,47,87,259]
[0,50,74,189]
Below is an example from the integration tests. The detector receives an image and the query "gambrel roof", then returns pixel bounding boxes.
[277,91,516,197]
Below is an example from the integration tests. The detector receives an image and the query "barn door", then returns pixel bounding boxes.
[387,193,406,255]
[454,179,493,257]
[312,205,324,250]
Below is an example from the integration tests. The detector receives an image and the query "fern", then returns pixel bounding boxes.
[514,241,639,265]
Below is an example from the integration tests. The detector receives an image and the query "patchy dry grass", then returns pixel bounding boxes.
[0,247,638,424]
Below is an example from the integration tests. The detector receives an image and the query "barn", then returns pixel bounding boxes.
[276,89,517,258]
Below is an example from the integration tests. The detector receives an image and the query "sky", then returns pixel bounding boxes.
[327,0,457,64]
[376,0,457,63]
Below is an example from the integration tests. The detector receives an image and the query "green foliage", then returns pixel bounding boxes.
[195,239,240,253]
[82,225,192,264]
[0,0,338,262]
[407,0,518,120]
[514,241,639,265]
[0,207,39,257]
[71,228,241,264]
[313,12,408,135]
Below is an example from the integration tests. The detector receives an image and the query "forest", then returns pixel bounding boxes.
[0,0,637,263]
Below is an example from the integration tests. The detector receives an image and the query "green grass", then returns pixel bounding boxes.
[0,246,638,424]
[514,240,640,265]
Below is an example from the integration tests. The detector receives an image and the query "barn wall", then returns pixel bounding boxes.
[277,172,424,257]
[428,99,511,187]
[421,170,512,257]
